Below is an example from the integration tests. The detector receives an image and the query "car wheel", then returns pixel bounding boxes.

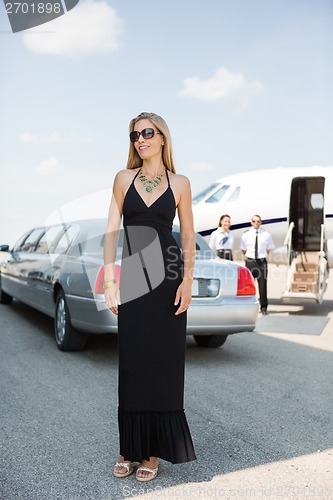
[55,291,87,351]
[193,334,228,348]
[0,275,13,304]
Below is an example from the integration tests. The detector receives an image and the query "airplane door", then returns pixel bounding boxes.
[289,177,325,252]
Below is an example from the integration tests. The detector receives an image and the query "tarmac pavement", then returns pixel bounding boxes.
[134,263,333,500]
[1,264,332,500]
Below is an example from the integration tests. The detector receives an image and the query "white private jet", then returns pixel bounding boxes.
[191,166,333,303]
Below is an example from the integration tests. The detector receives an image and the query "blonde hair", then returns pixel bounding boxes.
[126,112,176,173]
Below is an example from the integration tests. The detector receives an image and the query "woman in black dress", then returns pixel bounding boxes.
[103,112,196,482]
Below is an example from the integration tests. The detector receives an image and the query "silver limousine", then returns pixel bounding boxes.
[0,219,258,351]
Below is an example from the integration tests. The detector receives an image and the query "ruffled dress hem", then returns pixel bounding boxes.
[118,408,197,464]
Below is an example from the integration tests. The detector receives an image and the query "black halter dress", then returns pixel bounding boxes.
[117,169,196,464]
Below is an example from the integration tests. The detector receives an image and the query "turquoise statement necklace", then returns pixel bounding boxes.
[138,168,164,192]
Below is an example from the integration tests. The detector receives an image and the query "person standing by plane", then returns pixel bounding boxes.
[240,215,274,315]
[209,214,234,260]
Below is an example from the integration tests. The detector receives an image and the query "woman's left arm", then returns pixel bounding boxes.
[174,176,196,315]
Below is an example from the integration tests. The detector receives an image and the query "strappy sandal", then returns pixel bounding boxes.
[113,461,136,478]
[136,464,159,483]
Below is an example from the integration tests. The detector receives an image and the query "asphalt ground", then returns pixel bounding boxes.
[1,264,333,500]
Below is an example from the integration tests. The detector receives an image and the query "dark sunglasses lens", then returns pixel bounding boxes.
[142,128,154,139]
[129,131,139,142]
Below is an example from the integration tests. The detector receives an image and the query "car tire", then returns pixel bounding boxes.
[0,275,13,304]
[55,291,87,351]
[193,334,228,348]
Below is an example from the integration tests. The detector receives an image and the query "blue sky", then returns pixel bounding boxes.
[1,0,332,244]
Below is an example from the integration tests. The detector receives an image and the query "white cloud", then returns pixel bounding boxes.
[20,132,39,144]
[179,67,263,108]
[20,131,94,145]
[23,1,123,57]
[35,156,61,176]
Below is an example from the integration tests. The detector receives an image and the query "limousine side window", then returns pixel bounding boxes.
[21,228,45,252]
[53,225,79,254]
[80,234,105,255]
[12,231,31,252]
[35,225,65,254]
[172,231,212,257]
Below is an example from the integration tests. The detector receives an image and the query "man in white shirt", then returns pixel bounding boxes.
[240,215,274,314]
[209,214,234,260]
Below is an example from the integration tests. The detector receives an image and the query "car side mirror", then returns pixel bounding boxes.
[0,245,10,252]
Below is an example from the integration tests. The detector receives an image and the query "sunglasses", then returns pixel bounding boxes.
[129,128,161,143]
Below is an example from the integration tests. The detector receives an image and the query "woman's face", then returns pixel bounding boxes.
[221,217,231,231]
[132,119,164,162]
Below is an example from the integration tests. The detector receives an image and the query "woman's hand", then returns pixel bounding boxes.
[104,285,121,315]
[174,279,192,315]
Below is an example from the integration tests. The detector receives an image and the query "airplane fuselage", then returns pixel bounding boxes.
[191,166,333,267]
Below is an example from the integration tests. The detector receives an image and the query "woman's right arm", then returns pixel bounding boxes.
[103,171,126,315]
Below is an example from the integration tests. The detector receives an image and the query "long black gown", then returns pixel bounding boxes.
[117,169,196,464]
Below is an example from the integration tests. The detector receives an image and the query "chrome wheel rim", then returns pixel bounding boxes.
[56,297,66,343]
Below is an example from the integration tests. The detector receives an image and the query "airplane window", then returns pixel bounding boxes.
[205,185,230,203]
[226,186,240,202]
[192,183,220,204]
[310,193,324,210]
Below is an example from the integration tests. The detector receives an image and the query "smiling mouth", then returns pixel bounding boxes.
[139,145,149,150]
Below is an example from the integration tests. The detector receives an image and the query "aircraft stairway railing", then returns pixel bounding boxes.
[318,223,329,303]
[283,222,295,295]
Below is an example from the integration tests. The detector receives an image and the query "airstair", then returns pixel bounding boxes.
[281,176,329,303]
[282,222,329,303]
